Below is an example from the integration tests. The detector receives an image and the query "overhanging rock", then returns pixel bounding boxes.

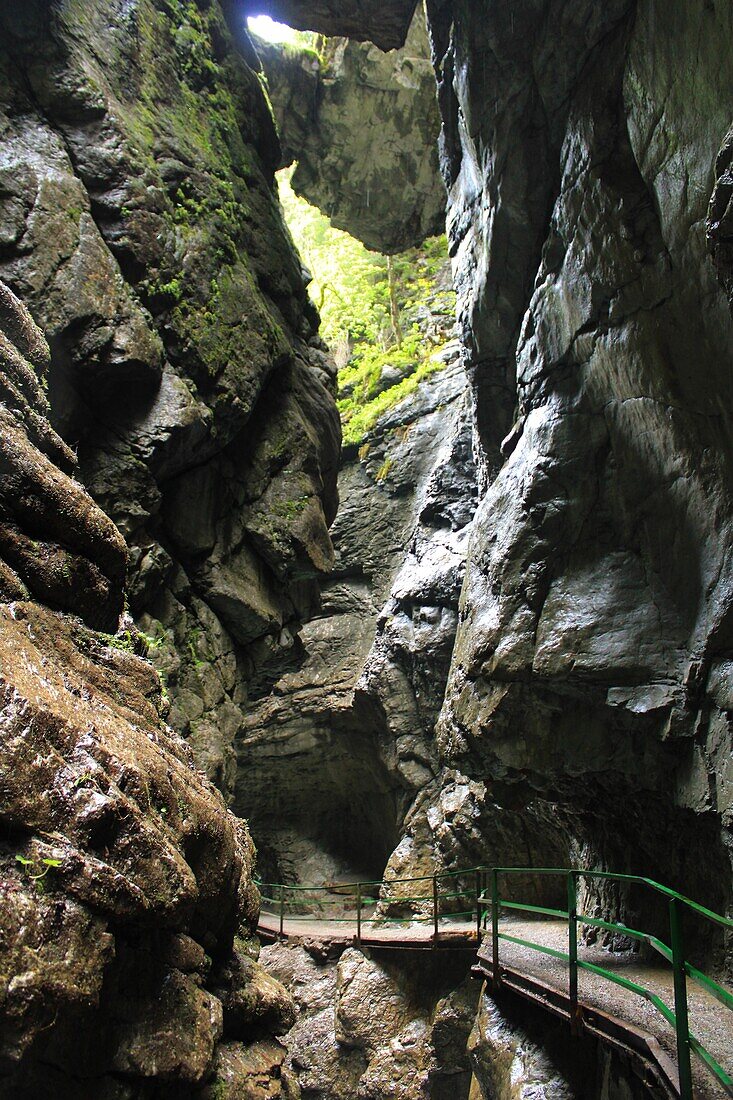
[255,10,445,253]
[241,0,418,51]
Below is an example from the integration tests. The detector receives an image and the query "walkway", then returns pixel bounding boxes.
[257,911,477,948]
[256,866,733,1100]
[479,919,732,1100]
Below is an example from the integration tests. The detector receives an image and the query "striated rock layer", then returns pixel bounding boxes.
[0,282,296,1098]
[0,0,341,802]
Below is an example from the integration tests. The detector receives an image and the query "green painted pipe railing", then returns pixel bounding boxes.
[256,866,733,1099]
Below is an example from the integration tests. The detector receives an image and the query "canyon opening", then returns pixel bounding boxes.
[0,2,732,1099]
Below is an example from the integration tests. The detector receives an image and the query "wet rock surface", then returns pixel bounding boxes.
[0,0,340,804]
[0,281,126,630]
[0,282,296,1097]
[237,0,732,951]
[469,990,576,1100]
[425,0,733,933]
[200,1039,300,1100]
[3,0,733,1093]
[261,942,478,1100]
[709,124,733,310]
[468,985,663,1100]
[235,350,479,883]
[256,10,444,253]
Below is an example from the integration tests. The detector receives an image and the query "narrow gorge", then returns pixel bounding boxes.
[1,1,732,1099]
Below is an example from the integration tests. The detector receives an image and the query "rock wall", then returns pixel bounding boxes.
[262,944,658,1100]
[255,9,445,253]
[468,985,662,1100]
[0,281,296,1098]
[469,990,576,1100]
[235,344,478,883]
[262,942,478,1100]
[0,0,341,802]
[6,0,733,1086]
[419,0,733,933]
[0,1,350,1094]
[708,123,733,310]
[237,0,733,951]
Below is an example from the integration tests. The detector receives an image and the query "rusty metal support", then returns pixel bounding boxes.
[491,868,501,989]
[357,881,362,946]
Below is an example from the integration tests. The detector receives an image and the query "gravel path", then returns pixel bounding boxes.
[258,911,733,1098]
[486,919,732,1100]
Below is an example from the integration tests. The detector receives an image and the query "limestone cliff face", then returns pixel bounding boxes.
[5,0,733,1085]
[0,0,341,801]
[256,9,445,253]
[234,343,478,882]
[252,0,733,941]
[0,282,297,1098]
[423,0,733,928]
[709,124,733,311]
[0,1,347,1094]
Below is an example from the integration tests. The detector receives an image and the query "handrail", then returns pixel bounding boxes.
[255,865,733,1100]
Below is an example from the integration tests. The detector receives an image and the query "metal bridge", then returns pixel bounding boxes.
[257,865,733,1100]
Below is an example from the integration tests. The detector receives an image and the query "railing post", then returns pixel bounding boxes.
[670,897,693,1100]
[568,871,579,1033]
[356,881,362,946]
[491,868,501,989]
[279,884,285,939]
[475,870,482,942]
[433,873,439,944]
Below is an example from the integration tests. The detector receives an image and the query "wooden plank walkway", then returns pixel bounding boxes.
[257,911,478,948]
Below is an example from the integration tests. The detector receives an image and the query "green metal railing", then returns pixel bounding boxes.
[257,866,733,1099]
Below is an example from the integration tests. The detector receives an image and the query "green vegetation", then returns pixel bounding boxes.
[113,0,287,385]
[340,351,449,445]
[153,276,184,303]
[72,772,99,790]
[15,854,62,891]
[101,627,163,656]
[276,36,323,65]
[277,169,455,446]
[375,457,393,482]
[187,627,207,670]
[101,629,138,654]
[271,496,310,520]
